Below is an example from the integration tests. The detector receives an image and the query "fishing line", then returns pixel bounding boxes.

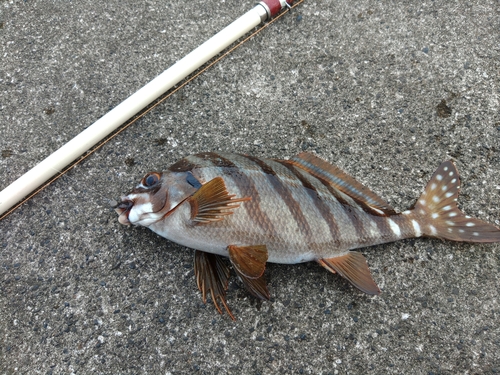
[0,0,304,221]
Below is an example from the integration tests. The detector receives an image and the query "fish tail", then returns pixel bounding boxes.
[411,161,500,242]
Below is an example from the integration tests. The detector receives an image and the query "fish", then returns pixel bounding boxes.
[115,152,500,319]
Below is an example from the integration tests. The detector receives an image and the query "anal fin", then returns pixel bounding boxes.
[228,245,270,300]
[318,252,381,295]
[194,250,234,320]
[189,177,251,224]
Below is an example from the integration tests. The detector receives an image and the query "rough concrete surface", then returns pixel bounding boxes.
[1,0,499,374]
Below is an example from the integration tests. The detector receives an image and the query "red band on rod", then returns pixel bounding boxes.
[261,0,294,17]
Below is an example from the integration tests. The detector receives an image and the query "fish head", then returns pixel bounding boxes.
[115,171,199,227]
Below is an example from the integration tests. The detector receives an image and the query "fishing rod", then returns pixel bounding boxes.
[0,0,301,219]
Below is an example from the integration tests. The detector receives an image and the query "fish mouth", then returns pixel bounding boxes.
[115,198,134,225]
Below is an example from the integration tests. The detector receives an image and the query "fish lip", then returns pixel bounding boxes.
[115,190,173,226]
[115,198,134,225]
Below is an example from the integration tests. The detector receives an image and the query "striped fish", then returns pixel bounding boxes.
[115,152,500,319]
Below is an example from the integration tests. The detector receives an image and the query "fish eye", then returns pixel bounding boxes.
[142,172,160,188]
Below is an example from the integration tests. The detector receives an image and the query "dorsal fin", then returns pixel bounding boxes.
[289,152,396,216]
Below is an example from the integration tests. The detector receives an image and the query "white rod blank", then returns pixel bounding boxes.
[0,5,268,216]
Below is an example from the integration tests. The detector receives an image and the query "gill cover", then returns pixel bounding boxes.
[116,171,201,227]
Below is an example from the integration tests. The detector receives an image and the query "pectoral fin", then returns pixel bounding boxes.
[189,177,251,224]
[194,250,234,320]
[318,252,381,295]
[228,245,270,300]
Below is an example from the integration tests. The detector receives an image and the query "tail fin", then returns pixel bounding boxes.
[413,161,500,242]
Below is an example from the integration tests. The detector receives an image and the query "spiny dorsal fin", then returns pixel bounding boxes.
[289,152,396,216]
[189,177,251,224]
[228,245,270,300]
[414,160,500,242]
[318,252,381,295]
[193,251,234,320]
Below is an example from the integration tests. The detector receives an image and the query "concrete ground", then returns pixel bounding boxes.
[1,0,499,373]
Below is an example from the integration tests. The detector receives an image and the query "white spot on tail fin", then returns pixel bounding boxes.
[415,160,500,242]
[387,218,401,237]
[412,220,422,237]
[403,210,411,215]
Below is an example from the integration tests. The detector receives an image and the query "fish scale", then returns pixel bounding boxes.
[188,154,322,262]
[184,153,391,262]
[115,152,500,319]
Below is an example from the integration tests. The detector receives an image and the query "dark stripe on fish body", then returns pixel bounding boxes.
[343,203,370,244]
[369,214,396,244]
[243,155,314,243]
[197,152,243,169]
[314,177,390,245]
[309,173,368,243]
[199,153,277,235]
[168,158,199,172]
[169,152,245,172]
[290,157,394,217]
[276,160,341,245]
